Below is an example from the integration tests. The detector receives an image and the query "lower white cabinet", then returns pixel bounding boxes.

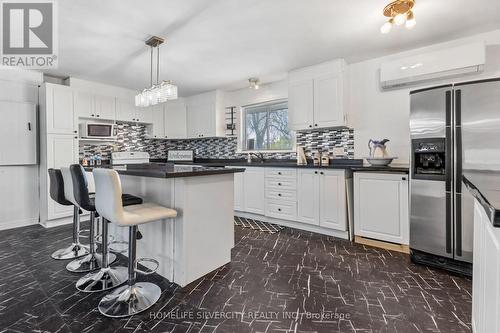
[297,169,319,225]
[242,167,265,214]
[354,172,409,244]
[233,171,244,211]
[472,199,500,333]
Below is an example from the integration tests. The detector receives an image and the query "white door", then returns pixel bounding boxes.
[297,169,319,225]
[314,74,344,128]
[243,168,265,215]
[94,95,115,120]
[0,102,37,165]
[115,99,137,122]
[46,84,75,134]
[165,100,187,139]
[319,170,346,231]
[151,105,165,138]
[74,90,95,119]
[354,173,409,244]
[46,134,78,219]
[288,79,314,131]
[234,171,244,211]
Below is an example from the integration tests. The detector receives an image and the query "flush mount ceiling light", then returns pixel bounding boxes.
[135,36,178,107]
[380,0,416,34]
[248,78,260,90]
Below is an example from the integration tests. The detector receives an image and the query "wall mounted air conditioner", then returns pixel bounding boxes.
[380,42,485,89]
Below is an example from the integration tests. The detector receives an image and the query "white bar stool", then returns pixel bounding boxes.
[93,169,177,318]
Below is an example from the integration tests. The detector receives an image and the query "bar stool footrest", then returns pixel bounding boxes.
[135,258,159,275]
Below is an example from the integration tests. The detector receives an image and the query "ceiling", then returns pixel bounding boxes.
[47,0,500,96]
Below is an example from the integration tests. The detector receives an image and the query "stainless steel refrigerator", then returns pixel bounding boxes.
[409,78,500,276]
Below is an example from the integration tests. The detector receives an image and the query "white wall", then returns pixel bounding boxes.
[65,77,138,101]
[348,29,500,163]
[0,68,42,230]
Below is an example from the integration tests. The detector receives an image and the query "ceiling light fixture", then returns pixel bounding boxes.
[135,36,178,107]
[380,0,416,34]
[248,78,260,90]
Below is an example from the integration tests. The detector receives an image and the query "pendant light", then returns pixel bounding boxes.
[135,36,178,107]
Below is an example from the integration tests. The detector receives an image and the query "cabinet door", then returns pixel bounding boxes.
[46,134,78,219]
[243,168,265,215]
[151,105,165,138]
[313,74,344,128]
[94,95,115,120]
[74,90,95,119]
[354,173,409,243]
[115,99,137,122]
[46,84,75,134]
[319,170,346,230]
[187,102,214,138]
[165,100,187,139]
[288,80,314,131]
[297,169,319,225]
[0,102,37,165]
[136,107,152,124]
[234,171,244,211]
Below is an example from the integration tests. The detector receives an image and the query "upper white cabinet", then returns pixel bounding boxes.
[164,99,187,139]
[150,105,165,139]
[74,91,116,121]
[288,60,347,131]
[354,172,409,244]
[45,83,76,135]
[116,99,152,124]
[186,90,225,138]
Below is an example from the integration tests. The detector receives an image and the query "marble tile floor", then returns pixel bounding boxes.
[0,222,472,333]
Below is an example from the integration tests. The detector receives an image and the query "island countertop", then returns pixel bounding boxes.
[463,170,500,227]
[84,163,245,179]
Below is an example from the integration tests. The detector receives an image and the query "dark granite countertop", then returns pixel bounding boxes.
[153,158,410,173]
[463,170,500,227]
[84,163,245,179]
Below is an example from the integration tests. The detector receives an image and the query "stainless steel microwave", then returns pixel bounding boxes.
[80,122,116,139]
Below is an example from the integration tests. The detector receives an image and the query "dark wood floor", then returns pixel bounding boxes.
[0,222,472,333]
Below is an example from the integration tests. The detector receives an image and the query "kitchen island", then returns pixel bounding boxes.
[88,163,245,287]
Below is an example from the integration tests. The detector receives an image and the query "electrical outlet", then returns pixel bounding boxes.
[332,147,345,156]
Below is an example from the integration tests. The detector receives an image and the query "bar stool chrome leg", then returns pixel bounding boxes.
[51,206,90,260]
[66,213,115,272]
[75,218,125,292]
[98,226,161,317]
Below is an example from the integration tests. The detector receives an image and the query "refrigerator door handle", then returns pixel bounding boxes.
[455,89,463,257]
[446,192,452,254]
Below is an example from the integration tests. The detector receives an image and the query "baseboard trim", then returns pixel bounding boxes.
[355,235,410,254]
[40,216,73,228]
[0,218,38,231]
[235,211,349,239]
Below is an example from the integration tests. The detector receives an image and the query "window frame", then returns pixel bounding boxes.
[239,99,295,153]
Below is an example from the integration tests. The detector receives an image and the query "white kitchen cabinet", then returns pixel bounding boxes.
[74,90,95,119]
[46,134,78,220]
[0,101,37,165]
[116,99,153,124]
[164,99,187,139]
[354,172,409,244]
[319,170,346,230]
[297,169,320,225]
[288,60,346,131]
[150,105,165,139]
[234,171,244,211]
[45,83,76,135]
[472,199,500,333]
[243,167,265,215]
[94,95,115,120]
[186,90,225,138]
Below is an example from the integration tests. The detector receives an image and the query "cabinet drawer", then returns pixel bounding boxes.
[265,168,297,179]
[265,200,297,221]
[266,189,297,202]
[265,178,297,190]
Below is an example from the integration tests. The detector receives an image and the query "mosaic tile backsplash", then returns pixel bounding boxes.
[79,123,354,161]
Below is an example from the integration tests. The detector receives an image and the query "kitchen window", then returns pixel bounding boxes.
[242,100,293,151]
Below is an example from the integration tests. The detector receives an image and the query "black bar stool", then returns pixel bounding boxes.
[74,165,144,293]
[49,168,89,260]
